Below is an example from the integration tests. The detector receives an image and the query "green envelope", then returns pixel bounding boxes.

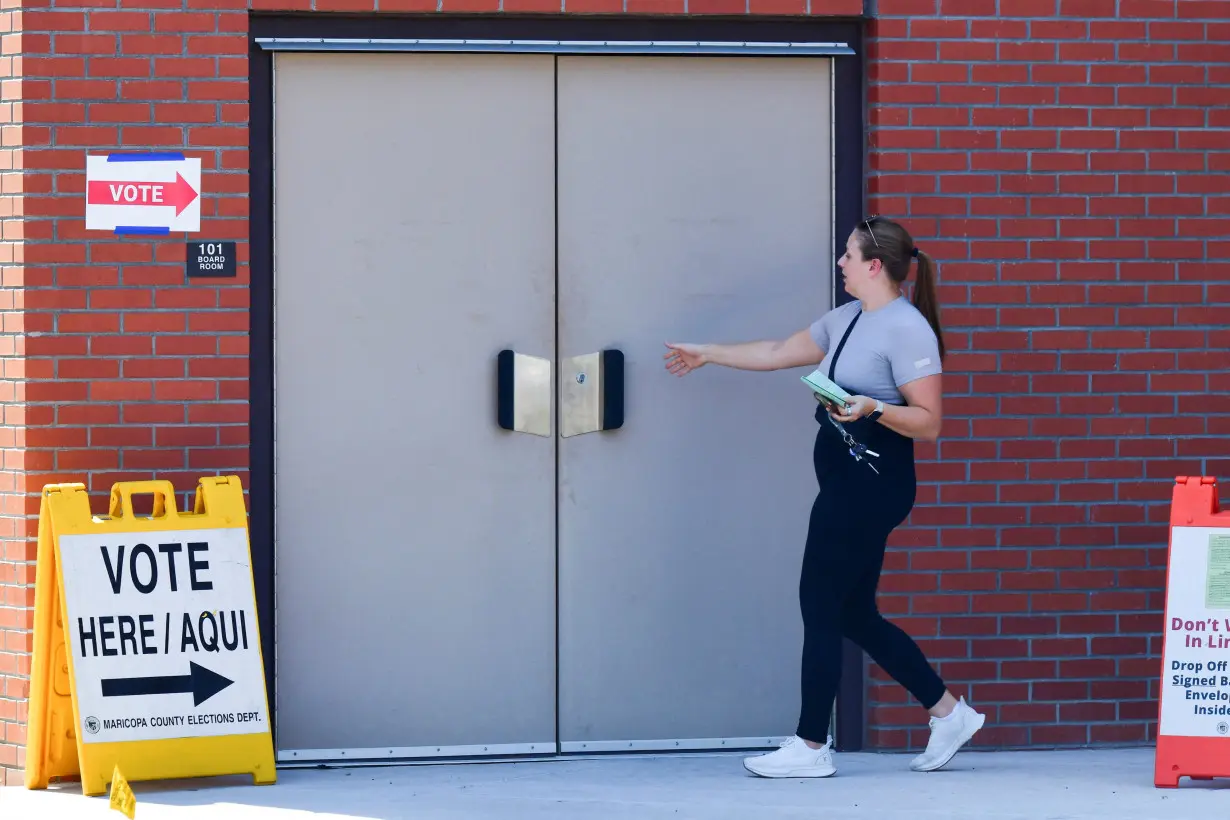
[801,368,853,410]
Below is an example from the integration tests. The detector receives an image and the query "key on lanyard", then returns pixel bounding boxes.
[823,411,881,474]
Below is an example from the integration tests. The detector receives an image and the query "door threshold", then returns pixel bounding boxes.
[559,737,790,754]
[276,738,788,768]
[277,742,555,766]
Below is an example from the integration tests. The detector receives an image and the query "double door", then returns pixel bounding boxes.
[272,51,835,760]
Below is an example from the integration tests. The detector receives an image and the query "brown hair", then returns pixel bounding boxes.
[854,216,945,360]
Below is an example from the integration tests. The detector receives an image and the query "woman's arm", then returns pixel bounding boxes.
[880,376,943,440]
[665,327,824,374]
[828,374,944,441]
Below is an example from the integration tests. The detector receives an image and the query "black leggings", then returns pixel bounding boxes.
[795,407,948,743]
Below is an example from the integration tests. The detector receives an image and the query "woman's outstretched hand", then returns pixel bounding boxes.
[664,342,707,376]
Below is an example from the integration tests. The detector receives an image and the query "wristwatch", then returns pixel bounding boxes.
[867,399,885,422]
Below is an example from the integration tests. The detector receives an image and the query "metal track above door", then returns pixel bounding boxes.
[254,38,855,56]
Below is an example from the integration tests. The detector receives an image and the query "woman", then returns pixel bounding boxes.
[664,216,984,778]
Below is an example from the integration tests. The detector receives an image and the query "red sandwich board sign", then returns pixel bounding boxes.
[86,153,201,235]
[1156,475,1230,787]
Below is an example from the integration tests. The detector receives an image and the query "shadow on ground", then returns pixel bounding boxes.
[3,747,1228,819]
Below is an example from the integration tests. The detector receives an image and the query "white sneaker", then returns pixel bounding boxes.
[909,697,986,772]
[743,735,836,778]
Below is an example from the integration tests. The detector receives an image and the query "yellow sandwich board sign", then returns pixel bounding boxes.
[25,476,276,796]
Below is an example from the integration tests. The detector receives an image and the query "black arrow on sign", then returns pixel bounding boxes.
[101,662,234,707]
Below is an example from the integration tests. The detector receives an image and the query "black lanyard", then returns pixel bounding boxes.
[821,310,880,474]
[828,310,862,383]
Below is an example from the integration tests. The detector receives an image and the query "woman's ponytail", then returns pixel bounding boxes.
[912,251,945,360]
[855,216,946,359]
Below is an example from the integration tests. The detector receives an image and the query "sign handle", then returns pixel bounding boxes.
[107,480,181,521]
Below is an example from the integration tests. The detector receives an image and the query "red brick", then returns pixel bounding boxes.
[54,33,117,54]
[89,102,152,123]
[1151,20,1206,38]
[1117,43,1175,65]
[185,82,246,102]
[1179,0,1230,17]
[89,59,154,83]
[810,0,863,10]
[88,11,152,30]
[153,11,216,30]
[1000,42,1058,61]
[1032,20,1088,39]
[53,80,117,101]
[24,102,87,123]
[1060,0,1115,14]
[120,80,183,101]
[1033,724,1090,745]
[1120,0,1175,15]
[25,10,88,30]
[999,0,1059,13]
[187,126,245,146]
[941,0,995,11]
[911,19,969,39]
[121,358,184,379]
[1152,64,1207,85]
[687,0,744,10]
[878,0,937,10]
[24,56,87,77]
[88,336,151,358]
[974,108,1031,127]
[153,58,217,78]
[1091,723,1148,743]
[1061,42,1117,62]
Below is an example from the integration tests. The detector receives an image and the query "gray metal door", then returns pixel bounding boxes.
[273,50,836,762]
[555,56,834,750]
[272,53,558,761]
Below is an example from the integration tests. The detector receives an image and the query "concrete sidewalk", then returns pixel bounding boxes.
[2,747,1226,819]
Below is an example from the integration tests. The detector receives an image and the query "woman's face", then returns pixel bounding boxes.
[837,230,879,298]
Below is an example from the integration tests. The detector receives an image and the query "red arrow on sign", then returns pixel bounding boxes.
[86,173,199,216]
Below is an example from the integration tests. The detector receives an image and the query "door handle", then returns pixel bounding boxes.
[560,349,624,438]
[497,349,552,437]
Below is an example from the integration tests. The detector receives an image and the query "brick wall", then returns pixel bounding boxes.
[0,1,26,784]
[0,2,255,784]
[0,0,1227,785]
[867,0,1230,749]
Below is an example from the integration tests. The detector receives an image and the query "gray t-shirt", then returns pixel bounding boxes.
[808,296,943,406]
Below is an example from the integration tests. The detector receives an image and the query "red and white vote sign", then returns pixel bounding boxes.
[86,153,201,234]
[1155,475,1230,788]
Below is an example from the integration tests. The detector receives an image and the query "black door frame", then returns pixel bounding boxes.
[249,12,868,755]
